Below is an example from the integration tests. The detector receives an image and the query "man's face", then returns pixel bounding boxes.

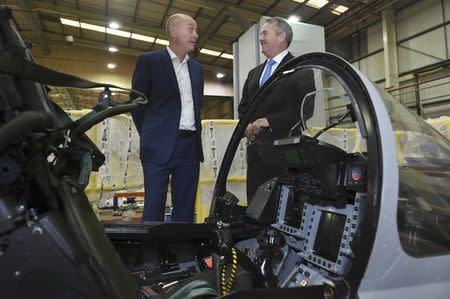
[173,17,198,54]
[259,22,285,58]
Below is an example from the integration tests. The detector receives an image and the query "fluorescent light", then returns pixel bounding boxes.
[200,48,221,56]
[216,73,225,79]
[288,15,300,22]
[60,18,80,27]
[331,4,349,15]
[80,22,105,33]
[306,0,329,9]
[292,0,305,3]
[59,18,236,60]
[131,33,155,43]
[65,35,74,43]
[107,63,117,69]
[106,28,131,38]
[155,38,169,45]
[108,46,118,52]
[109,21,120,29]
[220,53,233,60]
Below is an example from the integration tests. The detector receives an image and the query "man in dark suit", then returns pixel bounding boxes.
[131,14,204,222]
[238,17,315,203]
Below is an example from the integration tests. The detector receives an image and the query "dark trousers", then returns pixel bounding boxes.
[246,143,285,203]
[141,134,199,222]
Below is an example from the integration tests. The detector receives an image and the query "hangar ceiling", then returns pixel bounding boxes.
[0,0,416,110]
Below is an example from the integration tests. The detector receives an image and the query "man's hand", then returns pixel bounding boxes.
[252,118,269,130]
[244,123,257,140]
[244,118,270,141]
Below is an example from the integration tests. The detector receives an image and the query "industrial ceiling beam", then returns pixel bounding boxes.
[132,0,140,22]
[3,0,234,51]
[20,31,232,74]
[196,7,229,50]
[160,0,173,28]
[1,0,168,36]
[196,4,254,50]
[325,0,397,39]
[193,7,203,20]
[262,0,281,15]
[16,0,51,55]
[304,0,337,23]
[226,7,251,30]
[168,0,261,22]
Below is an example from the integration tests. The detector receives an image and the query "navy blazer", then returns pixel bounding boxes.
[131,49,204,164]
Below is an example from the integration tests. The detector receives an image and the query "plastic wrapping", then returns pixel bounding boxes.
[426,116,450,139]
[68,110,449,222]
[197,120,247,222]
[67,110,143,206]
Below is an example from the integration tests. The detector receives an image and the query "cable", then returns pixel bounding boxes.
[313,110,351,140]
[299,88,345,132]
[220,248,238,295]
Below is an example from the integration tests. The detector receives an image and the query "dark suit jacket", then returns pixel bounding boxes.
[131,49,204,164]
[238,52,315,165]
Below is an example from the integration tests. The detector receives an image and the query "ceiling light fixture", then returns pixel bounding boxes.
[60,18,234,60]
[60,18,80,27]
[216,73,225,79]
[288,15,300,22]
[200,48,222,56]
[131,33,155,43]
[80,22,105,33]
[220,53,234,60]
[155,38,170,46]
[331,5,349,15]
[109,21,120,29]
[107,63,117,69]
[106,28,131,38]
[108,46,118,53]
[306,0,329,9]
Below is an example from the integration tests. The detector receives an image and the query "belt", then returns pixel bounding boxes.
[178,130,196,137]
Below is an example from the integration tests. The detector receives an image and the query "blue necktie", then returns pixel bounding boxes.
[260,59,276,86]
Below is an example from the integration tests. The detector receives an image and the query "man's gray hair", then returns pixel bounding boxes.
[265,17,293,47]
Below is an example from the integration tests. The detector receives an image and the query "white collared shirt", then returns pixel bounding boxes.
[259,49,289,86]
[167,46,196,131]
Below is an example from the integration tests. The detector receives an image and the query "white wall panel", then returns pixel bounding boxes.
[419,71,450,106]
[398,28,447,73]
[445,0,450,21]
[395,78,416,106]
[396,0,443,40]
[233,24,259,118]
[446,24,450,58]
[358,51,385,82]
[367,22,383,52]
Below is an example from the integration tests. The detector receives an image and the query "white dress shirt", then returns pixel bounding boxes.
[259,49,289,86]
[167,46,196,131]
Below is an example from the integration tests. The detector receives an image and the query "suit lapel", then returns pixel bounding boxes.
[187,59,199,114]
[251,62,266,91]
[160,49,180,95]
[252,52,292,90]
[275,52,294,71]
[249,52,294,99]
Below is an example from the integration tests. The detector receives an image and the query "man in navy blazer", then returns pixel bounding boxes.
[131,14,204,222]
